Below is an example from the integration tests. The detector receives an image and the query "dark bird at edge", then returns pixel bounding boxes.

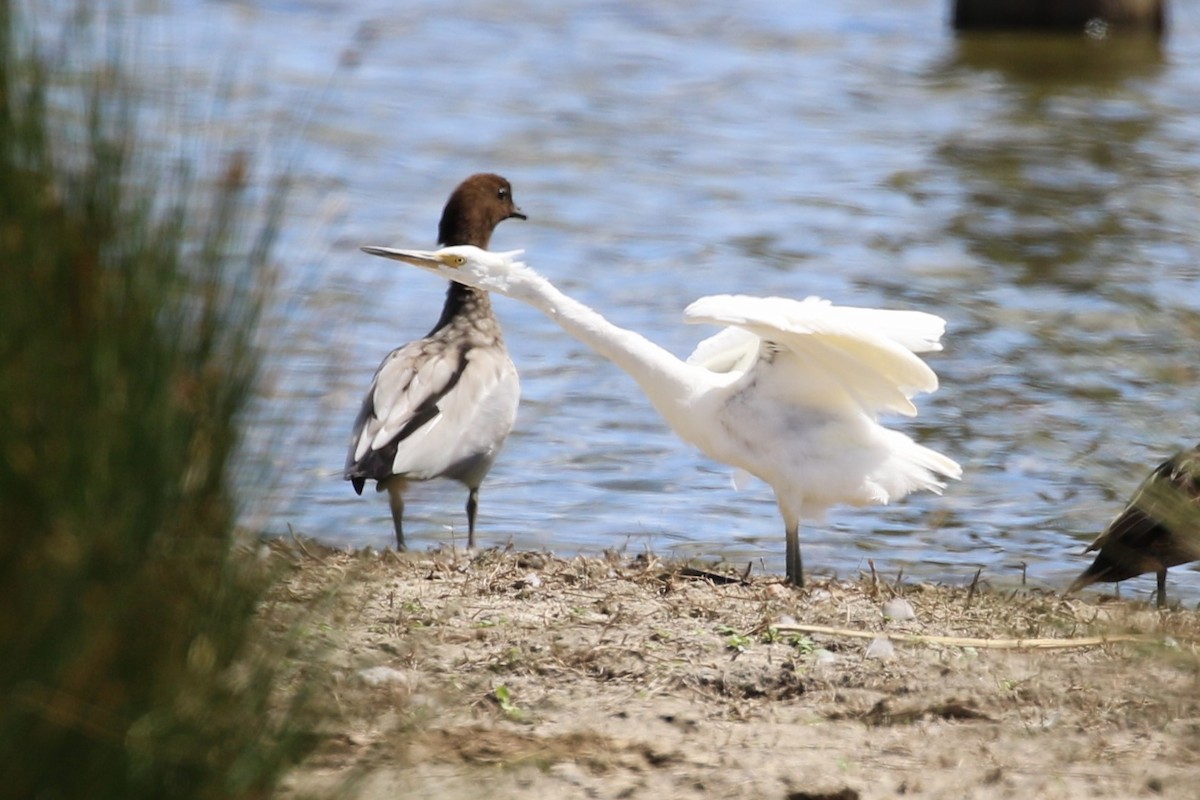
[1067,444,1200,608]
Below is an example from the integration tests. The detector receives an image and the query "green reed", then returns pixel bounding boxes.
[0,2,316,796]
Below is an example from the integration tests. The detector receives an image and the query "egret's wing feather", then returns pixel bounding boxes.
[784,333,925,417]
[817,305,947,354]
[791,307,940,392]
[684,295,945,417]
[685,326,760,373]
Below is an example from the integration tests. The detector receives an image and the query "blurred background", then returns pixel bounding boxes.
[43,0,1200,597]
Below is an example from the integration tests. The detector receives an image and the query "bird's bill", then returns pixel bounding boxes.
[359,247,452,269]
[510,207,527,221]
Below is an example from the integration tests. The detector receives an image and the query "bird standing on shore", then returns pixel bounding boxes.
[345,175,526,550]
[358,245,961,587]
[1067,444,1200,608]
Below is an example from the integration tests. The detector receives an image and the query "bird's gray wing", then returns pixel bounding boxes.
[344,337,467,490]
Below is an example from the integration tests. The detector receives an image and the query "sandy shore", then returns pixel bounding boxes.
[262,541,1200,799]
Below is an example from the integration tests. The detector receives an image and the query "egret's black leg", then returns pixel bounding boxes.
[785,524,804,588]
[466,487,480,549]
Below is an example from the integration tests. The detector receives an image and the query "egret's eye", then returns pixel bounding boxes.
[450,255,467,267]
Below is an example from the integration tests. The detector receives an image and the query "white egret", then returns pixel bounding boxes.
[1067,444,1200,608]
[345,176,526,550]
[360,245,961,586]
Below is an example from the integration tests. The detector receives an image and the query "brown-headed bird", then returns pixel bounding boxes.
[345,174,525,550]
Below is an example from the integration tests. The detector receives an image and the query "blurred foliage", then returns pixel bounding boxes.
[0,1,315,797]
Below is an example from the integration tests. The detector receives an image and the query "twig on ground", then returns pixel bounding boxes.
[772,623,1160,650]
[675,567,749,586]
[965,568,982,610]
[288,524,327,564]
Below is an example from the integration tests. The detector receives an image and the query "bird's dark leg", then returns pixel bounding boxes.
[386,483,407,552]
[785,523,804,588]
[466,487,480,549]
[1156,569,1167,609]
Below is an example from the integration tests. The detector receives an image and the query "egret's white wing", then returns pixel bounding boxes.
[816,304,947,354]
[685,326,760,373]
[684,295,945,417]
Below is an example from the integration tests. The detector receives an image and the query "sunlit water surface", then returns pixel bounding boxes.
[94,0,1200,602]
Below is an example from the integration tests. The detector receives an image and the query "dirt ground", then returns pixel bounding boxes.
[260,540,1200,800]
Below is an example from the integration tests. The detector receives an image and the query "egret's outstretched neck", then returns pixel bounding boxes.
[505,266,706,409]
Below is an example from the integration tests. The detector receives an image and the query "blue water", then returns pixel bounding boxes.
[117,0,1200,601]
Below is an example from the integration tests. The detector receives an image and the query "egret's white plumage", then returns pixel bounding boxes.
[360,245,961,585]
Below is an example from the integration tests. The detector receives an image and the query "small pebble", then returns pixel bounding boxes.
[865,636,895,660]
[813,648,838,667]
[1036,712,1060,730]
[549,761,590,787]
[514,572,542,589]
[882,597,916,621]
[357,666,410,686]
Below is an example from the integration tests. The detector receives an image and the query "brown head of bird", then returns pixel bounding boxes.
[438,173,526,248]
[344,172,526,553]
